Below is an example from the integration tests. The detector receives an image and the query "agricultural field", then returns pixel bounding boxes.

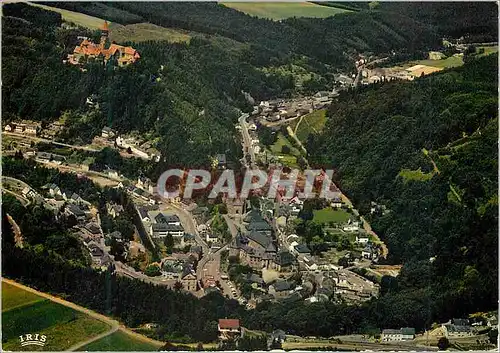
[477,45,498,57]
[29,3,106,29]
[82,330,160,351]
[313,208,351,224]
[109,23,191,44]
[220,2,349,20]
[412,55,464,68]
[2,282,110,351]
[293,109,327,142]
[29,3,191,44]
[2,282,45,312]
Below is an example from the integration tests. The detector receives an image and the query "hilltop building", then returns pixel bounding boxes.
[67,21,140,67]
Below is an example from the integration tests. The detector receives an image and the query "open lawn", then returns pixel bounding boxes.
[398,168,433,182]
[313,208,351,224]
[267,132,302,167]
[29,2,107,29]
[412,55,464,68]
[220,2,349,20]
[109,23,191,44]
[293,109,327,142]
[2,284,110,351]
[2,282,45,312]
[29,3,191,44]
[82,330,159,351]
[477,45,498,57]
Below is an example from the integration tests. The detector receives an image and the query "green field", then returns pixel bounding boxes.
[29,3,107,29]
[412,55,464,68]
[477,45,498,57]
[29,3,191,44]
[2,282,45,312]
[82,330,160,351]
[267,132,302,167]
[313,208,351,224]
[293,109,327,142]
[220,2,349,20]
[398,168,433,182]
[2,282,110,351]
[109,23,191,43]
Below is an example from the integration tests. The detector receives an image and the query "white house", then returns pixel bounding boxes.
[355,235,369,244]
[343,225,359,232]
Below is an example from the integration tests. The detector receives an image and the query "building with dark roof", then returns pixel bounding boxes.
[151,223,184,238]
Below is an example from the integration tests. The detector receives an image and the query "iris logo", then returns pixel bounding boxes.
[19,333,47,347]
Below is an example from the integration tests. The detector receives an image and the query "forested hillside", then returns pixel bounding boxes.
[307,54,498,323]
[3,2,449,169]
[46,1,441,68]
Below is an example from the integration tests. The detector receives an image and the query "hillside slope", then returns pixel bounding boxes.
[307,55,498,324]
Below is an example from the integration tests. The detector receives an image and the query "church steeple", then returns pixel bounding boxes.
[100,21,109,48]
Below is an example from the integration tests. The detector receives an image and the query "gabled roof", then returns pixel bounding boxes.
[294,244,310,253]
[218,319,240,329]
[274,251,295,266]
[246,220,272,232]
[152,223,184,232]
[401,327,415,335]
[273,280,291,292]
[246,229,271,248]
[265,242,277,253]
[85,223,101,234]
[181,264,195,279]
[67,204,85,217]
[451,318,469,326]
[138,208,150,219]
[244,209,264,223]
[246,273,264,285]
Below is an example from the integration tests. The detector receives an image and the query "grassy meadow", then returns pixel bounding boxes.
[82,330,160,351]
[313,208,351,224]
[2,282,110,351]
[220,2,349,20]
[293,109,327,142]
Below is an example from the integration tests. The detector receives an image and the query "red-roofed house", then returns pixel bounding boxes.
[218,319,241,341]
[67,21,139,67]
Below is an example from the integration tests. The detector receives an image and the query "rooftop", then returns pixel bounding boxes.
[219,319,240,329]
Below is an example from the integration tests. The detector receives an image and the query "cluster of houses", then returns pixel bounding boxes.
[4,121,39,135]
[66,21,140,67]
[157,250,202,291]
[230,209,296,273]
[122,176,159,205]
[97,127,161,162]
[4,120,65,140]
[381,315,498,343]
[40,183,115,269]
[254,91,338,125]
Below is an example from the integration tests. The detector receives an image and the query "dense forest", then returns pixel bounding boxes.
[307,53,498,323]
[1,1,498,345]
[2,2,452,169]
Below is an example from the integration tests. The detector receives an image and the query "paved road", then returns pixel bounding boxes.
[3,278,165,350]
[238,113,256,167]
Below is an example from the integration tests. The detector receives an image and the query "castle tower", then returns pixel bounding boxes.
[99,21,109,48]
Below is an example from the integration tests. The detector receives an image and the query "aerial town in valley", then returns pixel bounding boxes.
[2,1,498,352]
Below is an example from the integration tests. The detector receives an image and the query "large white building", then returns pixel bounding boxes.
[147,212,184,238]
[381,327,415,341]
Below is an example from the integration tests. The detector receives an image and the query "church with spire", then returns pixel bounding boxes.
[66,21,140,67]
